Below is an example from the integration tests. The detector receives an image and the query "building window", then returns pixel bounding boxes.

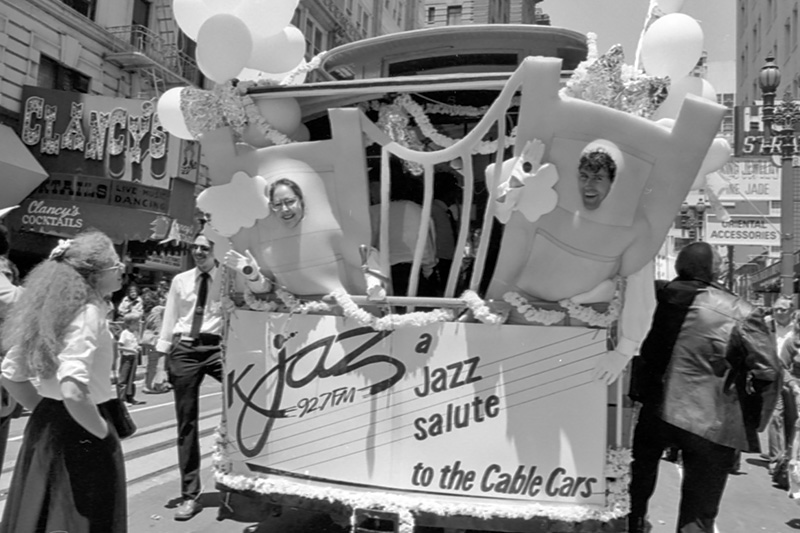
[61,0,96,19]
[427,6,435,23]
[446,5,462,25]
[38,55,90,93]
[794,7,798,49]
[303,14,326,56]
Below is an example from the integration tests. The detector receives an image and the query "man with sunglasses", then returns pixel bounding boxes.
[154,233,223,521]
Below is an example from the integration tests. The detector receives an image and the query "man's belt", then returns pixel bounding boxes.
[174,333,221,346]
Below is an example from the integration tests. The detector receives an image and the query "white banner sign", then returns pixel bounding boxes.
[717,161,780,201]
[705,215,780,247]
[222,312,609,508]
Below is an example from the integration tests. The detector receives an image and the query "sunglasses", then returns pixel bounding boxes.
[99,261,125,272]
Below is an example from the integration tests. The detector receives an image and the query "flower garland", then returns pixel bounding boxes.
[503,292,567,326]
[604,447,632,516]
[330,289,454,330]
[275,287,334,315]
[243,286,279,312]
[460,290,506,325]
[212,427,632,527]
[557,285,623,328]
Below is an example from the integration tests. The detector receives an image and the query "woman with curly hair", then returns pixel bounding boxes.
[0,230,127,533]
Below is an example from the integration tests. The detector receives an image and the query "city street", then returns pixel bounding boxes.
[0,373,796,532]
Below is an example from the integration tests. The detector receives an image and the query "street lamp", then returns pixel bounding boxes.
[759,54,800,302]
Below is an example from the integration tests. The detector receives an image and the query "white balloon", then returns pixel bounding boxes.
[290,123,310,142]
[156,87,194,140]
[235,0,300,41]
[254,97,302,134]
[241,124,274,148]
[656,0,684,14]
[248,26,306,74]
[196,14,253,84]
[202,0,244,15]
[651,75,703,121]
[641,13,704,80]
[172,0,213,41]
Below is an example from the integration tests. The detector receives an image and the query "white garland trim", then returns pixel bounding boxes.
[275,287,334,315]
[331,289,454,330]
[243,286,278,311]
[461,290,506,324]
[503,286,623,328]
[503,292,567,325]
[213,429,631,527]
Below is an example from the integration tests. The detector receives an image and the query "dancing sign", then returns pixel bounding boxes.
[223,311,609,507]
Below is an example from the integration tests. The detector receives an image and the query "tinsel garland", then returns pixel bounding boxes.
[394,94,517,154]
[243,286,278,311]
[212,427,631,527]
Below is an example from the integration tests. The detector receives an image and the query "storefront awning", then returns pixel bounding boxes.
[0,125,49,209]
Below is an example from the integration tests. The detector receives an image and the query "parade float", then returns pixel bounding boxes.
[160,0,733,530]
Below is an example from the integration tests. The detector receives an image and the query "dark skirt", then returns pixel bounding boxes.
[0,398,127,533]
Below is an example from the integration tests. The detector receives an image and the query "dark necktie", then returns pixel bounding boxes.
[189,272,210,339]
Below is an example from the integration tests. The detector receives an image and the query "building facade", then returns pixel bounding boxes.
[736,0,800,299]
[421,0,547,27]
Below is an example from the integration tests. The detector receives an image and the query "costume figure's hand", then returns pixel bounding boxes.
[223,250,259,279]
[592,350,632,385]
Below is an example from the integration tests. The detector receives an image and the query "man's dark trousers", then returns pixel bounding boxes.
[168,338,223,500]
[629,404,738,533]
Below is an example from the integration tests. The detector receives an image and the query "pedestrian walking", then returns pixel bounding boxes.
[0,231,128,533]
[627,242,782,533]
[154,232,223,521]
[765,296,797,481]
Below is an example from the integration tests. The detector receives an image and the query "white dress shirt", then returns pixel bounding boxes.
[156,266,223,353]
[2,302,116,403]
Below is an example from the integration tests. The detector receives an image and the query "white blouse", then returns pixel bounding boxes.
[1,302,116,403]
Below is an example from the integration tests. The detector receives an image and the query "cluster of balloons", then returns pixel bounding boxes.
[174,0,305,84]
[642,0,732,217]
[640,0,712,121]
[157,0,308,143]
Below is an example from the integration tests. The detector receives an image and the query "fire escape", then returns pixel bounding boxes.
[104,0,200,96]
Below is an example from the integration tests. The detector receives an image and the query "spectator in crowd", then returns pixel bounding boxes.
[430,172,460,295]
[142,292,168,394]
[155,233,223,521]
[766,296,797,476]
[0,231,128,532]
[627,242,781,533]
[116,283,144,320]
[117,313,143,405]
[0,225,22,480]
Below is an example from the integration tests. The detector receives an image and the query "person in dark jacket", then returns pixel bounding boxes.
[627,241,781,533]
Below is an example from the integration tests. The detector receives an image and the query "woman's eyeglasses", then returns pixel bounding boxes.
[192,244,212,252]
[100,261,125,272]
[271,198,299,211]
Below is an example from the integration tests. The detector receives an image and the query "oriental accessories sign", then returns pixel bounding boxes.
[223,312,609,507]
